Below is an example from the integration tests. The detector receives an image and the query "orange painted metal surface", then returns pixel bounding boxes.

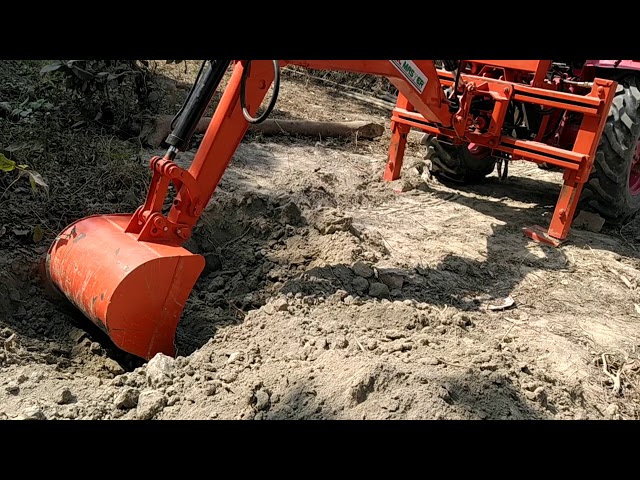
[47,214,204,360]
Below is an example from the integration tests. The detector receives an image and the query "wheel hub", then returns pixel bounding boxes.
[467,142,490,159]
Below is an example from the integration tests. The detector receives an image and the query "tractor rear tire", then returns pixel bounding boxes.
[579,75,640,224]
[421,134,497,184]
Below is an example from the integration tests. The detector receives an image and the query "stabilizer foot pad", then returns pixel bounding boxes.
[523,225,563,247]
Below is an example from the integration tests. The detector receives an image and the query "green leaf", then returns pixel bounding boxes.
[0,153,16,172]
[32,225,44,243]
[40,62,62,75]
[6,142,28,152]
[28,171,49,197]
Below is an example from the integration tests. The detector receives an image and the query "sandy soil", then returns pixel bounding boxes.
[1,61,639,420]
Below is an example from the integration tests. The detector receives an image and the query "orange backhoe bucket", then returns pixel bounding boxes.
[45,60,276,361]
[46,213,204,360]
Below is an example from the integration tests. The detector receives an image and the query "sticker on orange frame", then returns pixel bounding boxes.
[390,60,428,93]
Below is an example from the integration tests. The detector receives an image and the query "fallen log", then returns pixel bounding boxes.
[141,114,385,148]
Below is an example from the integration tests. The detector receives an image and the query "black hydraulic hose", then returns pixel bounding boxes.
[448,60,462,112]
[170,60,207,131]
[165,59,231,153]
[240,60,280,124]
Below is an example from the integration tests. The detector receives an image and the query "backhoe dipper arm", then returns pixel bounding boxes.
[127,60,454,246]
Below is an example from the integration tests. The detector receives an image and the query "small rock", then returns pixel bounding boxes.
[115,388,140,410]
[312,209,352,234]
[253,389,270,411]
[279,201,303,226]
[343,295,355,305]
[521,381,541,392]
[105,362,126,377]
[385,330,406,340]
[362,251,378,262]
[574,210,606,233]
[146,353,176,387]
[351,277,370,293]
[385,399,400,412]
[366,339,378,351]
[271,298,289,312]
[369,282,390,298]
[4,333,17,352]
[525,387,548,408]
[55,387,74,405]
[479,362,499,372]
[477,410,488,420]
[202,253,222,276]
[262,303,277,315]
[136,390,167,420]
[333,289,348,300]
[208,276,226,291]
[227,352,241,364]
[352,261,374,278]
[420,356,441,365]
[605,403,619,419]
[455,314,473,328]
[351,296,365,306]
[220,371,238,383]
[229,280,250,298]
[378,271,404,290]
[205,384,217,396]
[519,363,531,374]
[269,227,285,240]
[5,380,19,394]
[20,406,46,420]
[438,386,452,403]
[334,336,349,349]
[391,179,415,193]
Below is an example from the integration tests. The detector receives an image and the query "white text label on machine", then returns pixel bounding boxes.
[390,60,428,93]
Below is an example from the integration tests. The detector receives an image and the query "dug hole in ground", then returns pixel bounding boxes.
[0,61,639,420]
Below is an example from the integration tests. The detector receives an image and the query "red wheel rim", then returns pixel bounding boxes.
[467,143,490,159]
[630,140,640,196]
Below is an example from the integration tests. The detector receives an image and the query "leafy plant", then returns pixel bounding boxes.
[39,60,156,136]
[0,152,49,200]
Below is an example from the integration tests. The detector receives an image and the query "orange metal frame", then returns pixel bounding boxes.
[385,61,616,245]
[131,60,616,249]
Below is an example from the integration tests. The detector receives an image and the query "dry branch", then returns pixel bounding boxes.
[142,114,385,148]
[602,353,623,396]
